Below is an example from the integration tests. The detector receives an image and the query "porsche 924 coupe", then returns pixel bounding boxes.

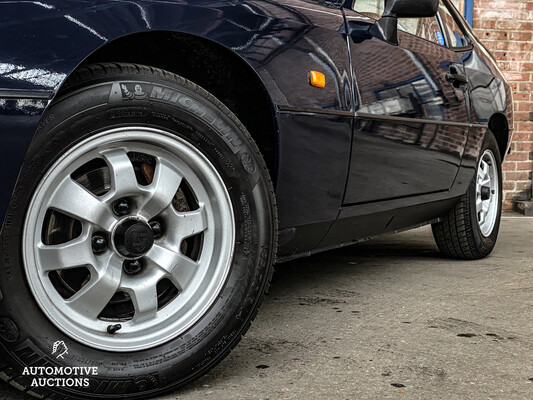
[0,0,513,398]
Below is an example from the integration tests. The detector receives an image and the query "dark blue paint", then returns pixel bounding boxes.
[0,0,513,258]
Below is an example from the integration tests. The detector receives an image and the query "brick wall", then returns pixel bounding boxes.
[473,0,533,210]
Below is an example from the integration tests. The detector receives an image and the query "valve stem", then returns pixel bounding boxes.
[107,324,122,335]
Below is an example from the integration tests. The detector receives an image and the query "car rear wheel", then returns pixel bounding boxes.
[0,63,276,399]
[432,130,502,260]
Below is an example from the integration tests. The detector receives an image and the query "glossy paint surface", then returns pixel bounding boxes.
[0,0,513,258]
[343,7,471,204]
[0,0,354,253]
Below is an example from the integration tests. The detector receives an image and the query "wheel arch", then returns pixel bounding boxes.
[488,112,510,160]
[59,31,279,183]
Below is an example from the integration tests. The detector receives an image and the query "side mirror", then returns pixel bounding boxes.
[369,0,439,45]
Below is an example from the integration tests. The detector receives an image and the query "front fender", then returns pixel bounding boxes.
[0,0,353,235]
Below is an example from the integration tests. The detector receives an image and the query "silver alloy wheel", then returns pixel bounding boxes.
[23,127,235,352]
[475,149,499,237]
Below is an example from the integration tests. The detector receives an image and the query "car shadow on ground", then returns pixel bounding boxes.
[6,225,526,400]
[177,228,451,393]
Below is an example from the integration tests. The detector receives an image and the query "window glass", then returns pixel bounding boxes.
[398,17,445,45]
[351,0,385,20]
[438,1,470,47]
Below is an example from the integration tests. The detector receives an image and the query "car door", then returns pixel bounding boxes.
[342,0,471,205]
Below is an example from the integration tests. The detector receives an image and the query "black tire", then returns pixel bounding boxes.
[432,130,502,260]
[0,63,277,399]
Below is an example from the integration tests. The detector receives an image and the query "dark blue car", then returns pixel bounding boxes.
[0,0,513,398]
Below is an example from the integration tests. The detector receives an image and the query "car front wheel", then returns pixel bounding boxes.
[0,63,276,399]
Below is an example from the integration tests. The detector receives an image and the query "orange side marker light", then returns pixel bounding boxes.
[309,71,325,88]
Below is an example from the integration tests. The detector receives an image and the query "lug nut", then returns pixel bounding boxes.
[150,221,164,238]
[113,199,131,216]
[123,259,143,275]
[91,235,107,254]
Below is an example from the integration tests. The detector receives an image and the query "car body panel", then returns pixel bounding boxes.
[0,0,354,257]
[342,7,471,205]
[0,0,513,260]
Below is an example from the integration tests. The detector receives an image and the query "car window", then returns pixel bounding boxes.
[438,1,470,48]
[351,0,385,20]
[398,17,445,46]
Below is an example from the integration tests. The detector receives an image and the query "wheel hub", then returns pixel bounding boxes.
[480,186,491,201]
[113,218,154,258]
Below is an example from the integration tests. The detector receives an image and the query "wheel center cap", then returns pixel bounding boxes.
[481,186,491,201]
[114,219,154,258]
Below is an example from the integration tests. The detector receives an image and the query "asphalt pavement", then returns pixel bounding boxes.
[2,215,532,400]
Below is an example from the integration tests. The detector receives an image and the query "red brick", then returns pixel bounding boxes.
[516,142,533,152]
[516,103,533,112]
[513,93,531,102]
[516,182,533,191]
[503,182,516,191]
[504,191,516,201]
[495,20,533,30]
[505,72,531,82]
[514,113,533,122]
[518,83,533,92]
[481,20,496,29]
[502,161,516,171]
[509,32,532,42]
[505,172,530,181]
[523,63,533,71]
[517,161,533,171]
[505,151,530,161]
[516,122,533,132]
[483,31,510,40]
[512,132,533,142]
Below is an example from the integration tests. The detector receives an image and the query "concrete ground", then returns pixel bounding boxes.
[1,215,532,400]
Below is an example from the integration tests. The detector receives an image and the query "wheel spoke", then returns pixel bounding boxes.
[476,197,483,214]
[38,232,95,272]
[481,160,489,177]
[120,274,160,323]
[479,210,486,225]
[167,206,208,243]
[51,177,116,231]
[100,148,139,198]
[138,158,182,221]
[477,166,485,182]
[66,253,122,319]
[146,244,198,290]
[480,176,491,187]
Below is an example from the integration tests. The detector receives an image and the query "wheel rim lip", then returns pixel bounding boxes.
[23,127,235,352]
[476,149,499,237]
